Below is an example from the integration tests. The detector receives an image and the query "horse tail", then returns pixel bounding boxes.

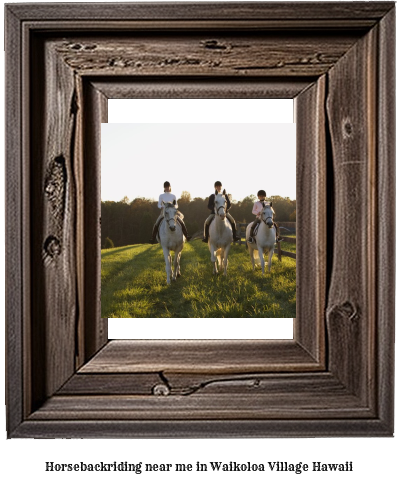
[216,248,223,266]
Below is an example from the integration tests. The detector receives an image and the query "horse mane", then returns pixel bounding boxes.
[263,203,275,214]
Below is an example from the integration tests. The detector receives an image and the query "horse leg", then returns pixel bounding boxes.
[171,251,177,281]
[162,247,172,284]
[176,250,182,277]
[268,248,274,271]
[172,249,181,280]
[249,246,255,270]
[223,244,231,276]
[258,246,266,275]
[209,244,218,274]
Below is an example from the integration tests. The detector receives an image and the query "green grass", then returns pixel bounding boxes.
[280,234,296,253]
[101,239,296,318]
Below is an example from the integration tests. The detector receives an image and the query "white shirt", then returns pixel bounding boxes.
[158,192,178,209]
[252,200,271,217]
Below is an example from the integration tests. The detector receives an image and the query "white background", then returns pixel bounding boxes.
[1,1,398,486]
[102,103,296,202]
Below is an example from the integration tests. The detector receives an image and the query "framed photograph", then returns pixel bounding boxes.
[5,2,395,437]
[101,116,296,330]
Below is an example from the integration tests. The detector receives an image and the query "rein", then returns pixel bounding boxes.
[216,205,226,215]
[164,207,177,227]
[263,215,273,225]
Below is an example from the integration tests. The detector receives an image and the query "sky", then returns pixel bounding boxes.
[102,99,296,204]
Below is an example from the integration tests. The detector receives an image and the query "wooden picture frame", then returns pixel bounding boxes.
[5,2,395,438]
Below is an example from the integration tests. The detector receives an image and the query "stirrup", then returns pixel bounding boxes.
[248,237,254,243]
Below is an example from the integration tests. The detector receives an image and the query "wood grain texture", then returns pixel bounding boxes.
[92,78,311,99]
[7,2,394,23]
[53,33,359,78]
[30,37,78,406]
[326,26,377,405]
[81,81,108,364]
[60,371,355,397]
[295,76,326,363]
[376,7,395,432]
[80,340,320,374]
[5,5,24,436]
[13,418,391,439]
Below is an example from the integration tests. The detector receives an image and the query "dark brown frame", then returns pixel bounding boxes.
[5,2,395,438]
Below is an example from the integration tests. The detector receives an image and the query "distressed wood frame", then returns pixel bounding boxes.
[5,2,395,438]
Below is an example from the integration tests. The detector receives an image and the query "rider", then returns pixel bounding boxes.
[150,181,191,244]
[202,181,240,243]
[247,189,282,243]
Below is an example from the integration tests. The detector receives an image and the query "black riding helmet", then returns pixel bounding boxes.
[257,190,266,197]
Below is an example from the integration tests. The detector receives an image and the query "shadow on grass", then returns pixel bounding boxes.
[101,245,137,258]
[102,240,296,318]
[101,245,158,287]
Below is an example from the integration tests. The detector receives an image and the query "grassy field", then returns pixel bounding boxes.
[101,239,296,318]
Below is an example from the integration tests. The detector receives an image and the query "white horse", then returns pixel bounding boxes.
[157,202,185,284]
[208,192,233,275]
[246,204,276,274]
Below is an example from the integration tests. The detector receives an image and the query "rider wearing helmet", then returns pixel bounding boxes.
[247,189,282,243]
[150,181,191,243]
[202,181,240,243]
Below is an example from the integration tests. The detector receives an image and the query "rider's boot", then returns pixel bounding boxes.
[202,223,209,243]
[247,219,259,243]
[226,213,241,242]
[177,217,191,241]
[149,220,161,244]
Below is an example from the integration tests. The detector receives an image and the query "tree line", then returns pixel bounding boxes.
[101,192,296,248]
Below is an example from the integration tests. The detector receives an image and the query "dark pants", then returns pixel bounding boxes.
[203,213,238,241]
[151,212,189,241]
[249,219,280,240]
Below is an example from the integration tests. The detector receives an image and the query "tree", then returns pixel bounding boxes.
[101,194,295,244]
[179,191,191,203]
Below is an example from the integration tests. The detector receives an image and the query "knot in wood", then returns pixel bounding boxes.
[83,44,97,51]
[152,383,170,396]
[45,181,56,197]
[44,236,61,258]
[202,40,227,50]
[340,301,358,321]
[343,119,353,137]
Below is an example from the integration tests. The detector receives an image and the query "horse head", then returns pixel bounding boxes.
[164,202,177,231]
[261,204,275,228]
[214,193,227,220]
